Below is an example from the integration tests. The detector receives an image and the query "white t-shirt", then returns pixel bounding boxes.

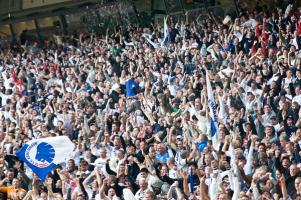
[0,93,12,107]
[94,157,109,176]
[293,94,301,105]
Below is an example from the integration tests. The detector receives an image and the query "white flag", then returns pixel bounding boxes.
[206,71,220,150]
[17,136,75,181]
[161,17,170,47]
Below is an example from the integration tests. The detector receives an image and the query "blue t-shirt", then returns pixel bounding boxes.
[126,79,139,97]
[155,152,169,164]
[197,141,207,153]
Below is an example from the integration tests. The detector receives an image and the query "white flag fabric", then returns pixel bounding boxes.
[145,17,169,48]
[17,136,74,181]
[218,95,228,124]
[206,71,220,150]
[123,188,137,200]
[285,4,293,18]
[161,17,170,47]
[240,19,258,28]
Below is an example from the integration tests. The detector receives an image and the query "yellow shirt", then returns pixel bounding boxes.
[0,186,26,200]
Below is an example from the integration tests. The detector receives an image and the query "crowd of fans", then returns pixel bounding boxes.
[0,0,301,200]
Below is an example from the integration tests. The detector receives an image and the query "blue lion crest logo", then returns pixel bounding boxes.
[35,142,55,164]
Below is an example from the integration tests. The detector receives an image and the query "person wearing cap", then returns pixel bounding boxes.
[270,115,281,132]
[280,115,298,138]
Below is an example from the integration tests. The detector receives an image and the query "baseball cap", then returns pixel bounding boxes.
[140,168,149,174]
[176,135,183,141]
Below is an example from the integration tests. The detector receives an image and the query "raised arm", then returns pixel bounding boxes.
[280,174,289,199]
[179,170,190,197]
[45,177,54,199]
[56,169,68,197]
